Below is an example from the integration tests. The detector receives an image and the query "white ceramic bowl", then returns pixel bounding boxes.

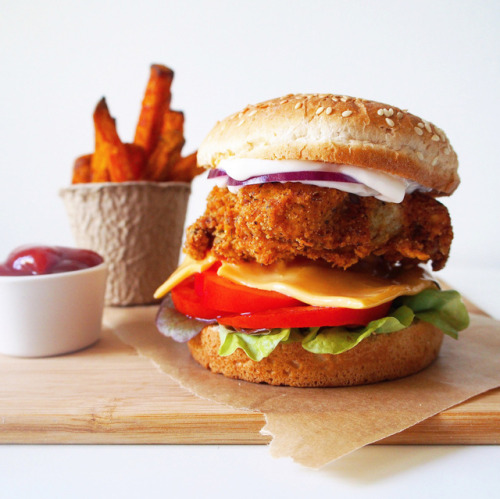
[0,262,107,357]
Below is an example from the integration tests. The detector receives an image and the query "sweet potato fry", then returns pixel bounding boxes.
[134,64,174,156]
[145,110,185,181]
[74,64,198,184]
[91,98,140,182]
[90,105,110,183]
[169,152,205,182]
[124,143,147,178]
[71,154,92,184]
[163,108,184,133]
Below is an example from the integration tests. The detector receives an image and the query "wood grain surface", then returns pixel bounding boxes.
[1,295,498,445]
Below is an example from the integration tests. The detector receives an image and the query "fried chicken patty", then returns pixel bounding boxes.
[185,183,453,271]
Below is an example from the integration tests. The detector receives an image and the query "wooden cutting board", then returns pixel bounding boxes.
[1,296,499,445]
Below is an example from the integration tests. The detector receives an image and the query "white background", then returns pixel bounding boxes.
[1,1,499,497]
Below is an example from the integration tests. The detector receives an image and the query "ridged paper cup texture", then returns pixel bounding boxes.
[60,182,190,306]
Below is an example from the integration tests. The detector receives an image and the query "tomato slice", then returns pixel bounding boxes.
[217,301,392,329]
[194,267,304,313]
[170,264,393,329]
[171,276,225,320]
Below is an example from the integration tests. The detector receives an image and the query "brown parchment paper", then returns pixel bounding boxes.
[106,307,500,469]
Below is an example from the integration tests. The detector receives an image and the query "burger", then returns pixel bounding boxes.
[154,93,469,387]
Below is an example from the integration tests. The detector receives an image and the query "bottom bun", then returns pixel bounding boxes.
[188,322,444,387]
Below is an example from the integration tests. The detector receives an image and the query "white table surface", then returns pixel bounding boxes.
[1,265,499,498]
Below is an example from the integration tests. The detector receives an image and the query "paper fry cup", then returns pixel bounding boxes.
[60,181,190,306]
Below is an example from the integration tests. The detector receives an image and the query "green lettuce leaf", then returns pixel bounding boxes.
[156,295,206,342]
[219,326,292,361]
[398,289,470,339]
[217,288,470,361]
[301,306,414,355]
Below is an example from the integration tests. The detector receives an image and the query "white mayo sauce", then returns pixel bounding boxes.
[211,158,427,203]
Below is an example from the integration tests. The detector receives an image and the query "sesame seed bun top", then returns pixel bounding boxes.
[197,94,460,196]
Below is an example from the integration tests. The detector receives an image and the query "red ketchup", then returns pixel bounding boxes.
[0,245,104,276]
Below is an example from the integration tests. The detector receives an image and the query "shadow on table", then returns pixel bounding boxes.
[320,445,464,483]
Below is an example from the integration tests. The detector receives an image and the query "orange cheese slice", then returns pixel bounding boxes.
[218,260,435,309]
[153,254,217,299]
[154,254,436,309]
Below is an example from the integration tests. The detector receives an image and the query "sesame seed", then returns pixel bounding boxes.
[377,109,384,116]
[247,109,257,117]
[280,99,288,104]
[295,102,303,110]
[432,157,439,166]
[330,97,338,102]
[414,126,424,136]
[444,148,451,155]
[340,96,348,102]
[417,152,424,160]
[397,112,404,119]
[385,118,395,127]
[237,120,245,127]
[435,126,445,138]
[342,110,352,117]
[316,106,324,115]
[431,134,440,141]
[326,107,333,115]
[418,122,425,128]
[424,122,432,133]
[387,108,394,117]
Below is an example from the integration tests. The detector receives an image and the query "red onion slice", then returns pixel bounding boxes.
[208,169,358,186]
[207,169,228,179]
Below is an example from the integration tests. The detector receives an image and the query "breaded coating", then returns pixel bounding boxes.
[185,183,452,271]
